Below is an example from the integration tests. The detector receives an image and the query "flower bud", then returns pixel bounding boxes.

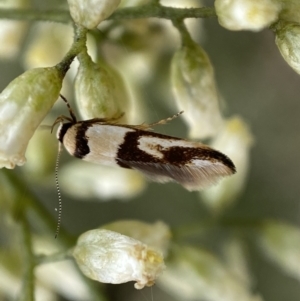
[158,246,262,301]
[275,21,300,75]
[171,41,224,139]
[276,1,300,23]
[75,51,132,123]
[73,229,165,289]
[67,0,121,29]
[60,161,146,200]
[215,0,280,31]
[258,220,300,281]
[200,116,253,213]
[222,238,252,288]
[102,220,171,256]
[0,0,29,59]
[23,23,73,69]
[0,67,64,169]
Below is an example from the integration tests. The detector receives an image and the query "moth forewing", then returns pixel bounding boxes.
[56,114,236,192]
[83,124,134,164]
[116,133,235,191]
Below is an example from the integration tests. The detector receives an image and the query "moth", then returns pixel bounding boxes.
[53,96,236,192]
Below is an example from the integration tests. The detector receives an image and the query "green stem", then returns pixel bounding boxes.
[172,18,194,47]
[0,5,216,22]
[0,8,71,22]
[150,0,161,5]
[17,215,35,301]
[56,23,88,75]
[111,4,216,20]
[35,248,73,265]
[2,169,75,247]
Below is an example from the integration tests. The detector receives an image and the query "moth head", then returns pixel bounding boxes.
[56,121,73,143]
[53,94,78,142]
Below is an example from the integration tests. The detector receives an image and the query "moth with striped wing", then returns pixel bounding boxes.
[54,96,236,191]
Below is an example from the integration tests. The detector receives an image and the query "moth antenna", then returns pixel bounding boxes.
[55,142,63,239]
[59,94,77,123]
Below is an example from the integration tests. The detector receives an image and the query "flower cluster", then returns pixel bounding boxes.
[1,0,300,300]
[73,227,166,289]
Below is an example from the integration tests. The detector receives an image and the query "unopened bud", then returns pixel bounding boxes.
[171,41,223,139]
[60,161,146,200]
[0,67,63,169]
[102,220,171,256]
[200,116,253,213]
[258,220,300,281]
[0,0,29,59]
[158,246,263,301]
[67,0,121,29]
[75,51,132,123]
[275,21,300,75]
[23,23,73,69]
[215,0,280,31]
[222,238,252,288]
[73,229,165,289]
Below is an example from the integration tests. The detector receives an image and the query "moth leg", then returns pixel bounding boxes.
[51,115,74,133]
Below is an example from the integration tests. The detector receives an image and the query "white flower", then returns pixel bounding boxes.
[215,0,280,31]
[73,229,165,289]
[0,0,29,59]
[0,21,28,60]
[171,40,224,139]
[60,161,146,200]
[223,238,253,288]
[258,220,300,281]
[67,0,121,29]
[23,23,73,69]
[275,21,300,75]
[158,246,263,301]
[102,220,171,256]
[200,116,253,213]
[0,67,63,169]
